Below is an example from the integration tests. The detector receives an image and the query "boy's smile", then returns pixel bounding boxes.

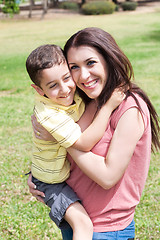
[32,63,76,106]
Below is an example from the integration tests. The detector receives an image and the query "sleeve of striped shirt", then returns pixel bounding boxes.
[34,106,82,149]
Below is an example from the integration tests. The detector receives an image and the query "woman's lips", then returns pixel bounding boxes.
[83,80,98,88]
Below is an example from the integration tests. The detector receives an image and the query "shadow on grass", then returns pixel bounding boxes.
[146,30,160,42]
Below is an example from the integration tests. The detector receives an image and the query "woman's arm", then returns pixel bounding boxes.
[27,173,45,203]
[31,115,54,141]
[29,104,144,192]
[67,107,145,189]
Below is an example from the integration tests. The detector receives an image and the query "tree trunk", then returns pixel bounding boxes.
[30,0,35,6]
[81,0,86,4]
[28,0,33,18]
[41,0,48,19]
[51,0,59,8]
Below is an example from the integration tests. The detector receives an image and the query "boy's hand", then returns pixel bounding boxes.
[106,89,125,111]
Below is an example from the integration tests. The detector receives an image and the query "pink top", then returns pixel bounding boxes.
[66,94,151,232]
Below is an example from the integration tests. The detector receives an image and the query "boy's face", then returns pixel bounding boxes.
[33,63,76,106]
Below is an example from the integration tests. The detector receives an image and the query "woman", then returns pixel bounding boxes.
[28,27,160,240]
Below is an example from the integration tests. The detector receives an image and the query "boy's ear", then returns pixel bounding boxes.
[31,84,44,96]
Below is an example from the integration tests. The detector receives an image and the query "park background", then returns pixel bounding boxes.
[0,1,160,239]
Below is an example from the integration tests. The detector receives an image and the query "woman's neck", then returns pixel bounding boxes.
[78,100,98,132]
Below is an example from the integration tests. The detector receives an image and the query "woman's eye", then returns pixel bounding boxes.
[70,65,78,70]
[87,60,96,66]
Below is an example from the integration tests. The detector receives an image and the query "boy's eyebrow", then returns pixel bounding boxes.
[46,80,55,86]
[45,72,71,86]
[63,71,70,77]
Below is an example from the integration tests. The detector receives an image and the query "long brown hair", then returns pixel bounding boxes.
[64,27,160,152]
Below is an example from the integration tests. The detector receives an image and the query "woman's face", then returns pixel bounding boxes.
[67,46,108,99]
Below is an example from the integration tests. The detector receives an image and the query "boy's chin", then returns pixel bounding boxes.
[60,98,74,107]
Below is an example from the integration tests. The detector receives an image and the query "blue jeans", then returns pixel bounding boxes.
[61,219,135,240]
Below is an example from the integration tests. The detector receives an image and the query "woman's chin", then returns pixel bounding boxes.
[84,89,102,100]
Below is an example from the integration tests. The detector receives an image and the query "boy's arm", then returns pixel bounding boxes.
[71,90,125,151]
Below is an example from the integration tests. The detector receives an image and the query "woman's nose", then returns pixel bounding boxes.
[80,67,90,81]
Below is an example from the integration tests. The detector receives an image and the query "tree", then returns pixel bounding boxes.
[28,0,48,18]
[1,0,20,15]
[80,0,86,7]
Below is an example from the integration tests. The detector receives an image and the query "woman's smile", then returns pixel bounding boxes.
[82,79,99,88]
[67,46,108,99]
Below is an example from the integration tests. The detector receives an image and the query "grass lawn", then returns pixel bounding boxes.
[0,8,160,240]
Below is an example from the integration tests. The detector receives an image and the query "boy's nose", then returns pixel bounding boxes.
[59,83,69,94]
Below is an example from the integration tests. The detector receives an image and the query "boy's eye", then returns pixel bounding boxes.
[50,83,57,89]
[87,60,96,66]
[64,75,71,81]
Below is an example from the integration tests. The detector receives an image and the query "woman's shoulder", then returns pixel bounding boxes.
[111,93,150,129]
[123,93,149,112]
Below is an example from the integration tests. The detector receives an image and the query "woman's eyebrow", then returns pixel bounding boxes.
[68,62,75,65]
[85,57,94,62]
[68,57,94,65]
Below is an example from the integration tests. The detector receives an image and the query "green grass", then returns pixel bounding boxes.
[0,10,160,239]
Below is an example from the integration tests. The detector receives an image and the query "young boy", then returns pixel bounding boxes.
[26,44,123,240]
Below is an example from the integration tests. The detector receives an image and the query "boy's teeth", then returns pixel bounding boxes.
[84,80,97,87]
[63,92,70,98]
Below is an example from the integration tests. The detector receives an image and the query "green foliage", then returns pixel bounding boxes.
[2,0,20,15]
[59,1,79,10]
[121,1,138,11]
[82,1,116,15]
[115,4,120,12]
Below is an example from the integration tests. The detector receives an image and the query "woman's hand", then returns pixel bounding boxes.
[31,114,54,141]
[27,173,45,203]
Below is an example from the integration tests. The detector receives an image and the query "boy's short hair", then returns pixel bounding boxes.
[26,44,66,87]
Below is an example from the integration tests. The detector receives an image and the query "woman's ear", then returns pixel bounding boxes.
[31,84,44,96]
